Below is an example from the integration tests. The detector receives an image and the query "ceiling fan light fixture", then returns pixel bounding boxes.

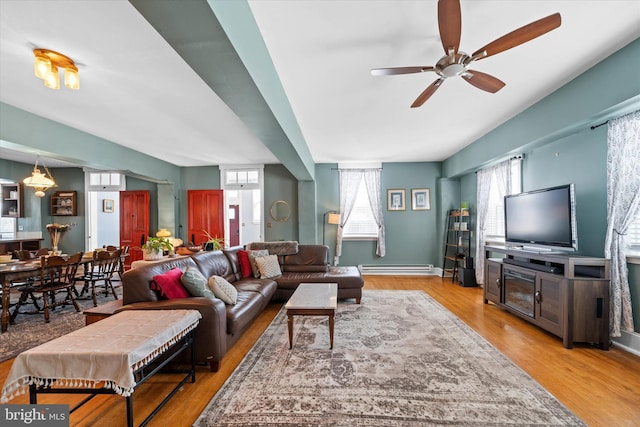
[33,48,79,90]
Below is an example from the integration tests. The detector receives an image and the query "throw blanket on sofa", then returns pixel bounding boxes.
[247,241,299,256]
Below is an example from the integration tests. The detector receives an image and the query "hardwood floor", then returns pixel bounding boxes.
[1,276,638,426]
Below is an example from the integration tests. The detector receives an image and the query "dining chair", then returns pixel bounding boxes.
[10,252,83,323]
[76,249,122,306]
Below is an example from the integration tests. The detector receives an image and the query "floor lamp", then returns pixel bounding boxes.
[322,211,341,246]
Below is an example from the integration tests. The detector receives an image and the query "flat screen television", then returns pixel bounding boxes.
[504,184,578,253]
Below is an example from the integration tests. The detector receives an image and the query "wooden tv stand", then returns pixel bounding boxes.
[484,245,610,350]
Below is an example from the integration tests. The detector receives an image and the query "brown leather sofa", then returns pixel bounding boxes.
[119,244,363,372]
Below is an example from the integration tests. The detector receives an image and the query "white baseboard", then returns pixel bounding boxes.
[359,264,441,276]
[612,330,640,356]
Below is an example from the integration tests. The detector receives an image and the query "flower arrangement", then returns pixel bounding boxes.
[46,223,73,249]
[202,230,225,251]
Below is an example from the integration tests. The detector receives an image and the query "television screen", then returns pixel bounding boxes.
[504,184,577,252]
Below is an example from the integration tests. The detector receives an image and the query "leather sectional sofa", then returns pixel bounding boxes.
[119,244,363,372]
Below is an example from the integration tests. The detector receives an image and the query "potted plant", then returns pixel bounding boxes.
[202,230,225,251]
[142,237,173,260]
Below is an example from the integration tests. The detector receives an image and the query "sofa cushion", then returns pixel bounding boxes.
[237,250,252,278]
[151,268,190,299]
[181,266,215,299]
[255,254,282,279]
[248,249,269,278]
[208,275,238,304]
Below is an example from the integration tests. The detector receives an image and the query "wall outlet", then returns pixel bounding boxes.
[18,225,24,231]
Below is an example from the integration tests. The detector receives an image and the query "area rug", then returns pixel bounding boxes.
[0,285,122,362]
[194,290,584,426]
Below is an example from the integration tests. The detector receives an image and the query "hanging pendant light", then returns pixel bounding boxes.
[23,155,56,197]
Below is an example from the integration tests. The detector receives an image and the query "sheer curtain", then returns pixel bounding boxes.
[336,170,363,259]
[604,110,639,337]
[475,160,512,285]
[363,169,385,257]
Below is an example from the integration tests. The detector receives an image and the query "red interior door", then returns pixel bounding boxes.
[120,190,150,268]
[187,190,224,246]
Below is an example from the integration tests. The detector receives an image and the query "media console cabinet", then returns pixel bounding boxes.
[484,245,610,350]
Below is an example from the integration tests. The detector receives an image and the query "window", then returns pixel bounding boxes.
[484,157,522,240]
[87,171,124,191]
[342,176,378,239]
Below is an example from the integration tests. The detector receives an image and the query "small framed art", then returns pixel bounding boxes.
[387,189,406,211]
[103,199,114,213]
[411,188,431,210]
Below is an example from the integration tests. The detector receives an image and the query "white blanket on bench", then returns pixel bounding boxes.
[1,309,201,401]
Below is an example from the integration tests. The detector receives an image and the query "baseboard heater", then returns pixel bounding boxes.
[358,264,439,276]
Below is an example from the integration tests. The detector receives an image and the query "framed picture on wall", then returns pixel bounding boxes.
[387,189,406,211]
[411,188,431,210]
[103,199,114,213]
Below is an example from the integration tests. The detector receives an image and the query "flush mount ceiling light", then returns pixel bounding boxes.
[33,48,79,90]
[23,154,57,197]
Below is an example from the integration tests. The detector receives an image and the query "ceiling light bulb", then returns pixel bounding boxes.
[44,65,60,89]
[64,65,79,90]
[34,53,51,79]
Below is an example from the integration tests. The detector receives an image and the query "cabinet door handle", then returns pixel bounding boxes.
[496,278,501,288]
[535,290,541,304]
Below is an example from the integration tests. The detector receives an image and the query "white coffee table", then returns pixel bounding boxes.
[285,283,337,349]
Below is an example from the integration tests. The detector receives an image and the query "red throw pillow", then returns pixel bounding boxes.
[150,268,189,299]
[237,250,252,278]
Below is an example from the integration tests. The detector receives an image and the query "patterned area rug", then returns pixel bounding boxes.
[0,284,122,362]
[194,290,585,426]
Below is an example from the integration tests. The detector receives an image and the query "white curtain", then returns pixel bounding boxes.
[336,170,363,258]
[475,160,512,285]
[363,169,386,257]
[604,110,640,337]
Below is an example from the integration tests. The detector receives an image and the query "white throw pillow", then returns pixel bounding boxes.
[207,276,238,305]
[255,254,282,279]
[249,249,269,278]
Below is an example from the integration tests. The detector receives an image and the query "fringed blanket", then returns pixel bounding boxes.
[247,241,299,256]
[1,309,201,402]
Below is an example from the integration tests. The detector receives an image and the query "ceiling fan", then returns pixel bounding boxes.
[371,0,561,108]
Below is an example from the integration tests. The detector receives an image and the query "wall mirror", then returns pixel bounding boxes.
[269,200,290,222]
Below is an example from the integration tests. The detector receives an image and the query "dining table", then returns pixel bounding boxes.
[0,252,125,333]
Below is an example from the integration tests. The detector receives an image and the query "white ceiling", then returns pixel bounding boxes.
[1,0,639,170]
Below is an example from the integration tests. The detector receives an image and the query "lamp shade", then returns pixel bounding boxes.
[23,169,55,188]
[34,53,51,79]
[64,65,80,89]
[44,65,60,89]
[327,213,341,225]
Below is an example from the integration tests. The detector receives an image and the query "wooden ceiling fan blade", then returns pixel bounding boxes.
[371,66,435,76]
[438,0,462,55]
[411,79,444,108]
[462,70,505,93]
[471,13,561,60]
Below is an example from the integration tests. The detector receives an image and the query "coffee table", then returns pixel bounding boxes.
[285,283,337,349]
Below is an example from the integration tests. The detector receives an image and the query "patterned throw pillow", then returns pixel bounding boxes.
[208,275,238,305]
[181,266,215,299]
[255,254,282,279]
[248,249,269,278]
[150,268,190,299]
[237,250,252,278]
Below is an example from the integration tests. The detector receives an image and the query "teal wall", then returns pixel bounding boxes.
[313,162,443,267]
[452,38,640,334]
[264,164,298,242]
